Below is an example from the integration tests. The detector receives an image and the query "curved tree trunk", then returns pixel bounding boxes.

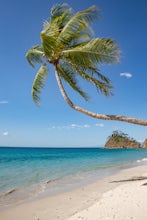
[55,68,147,126]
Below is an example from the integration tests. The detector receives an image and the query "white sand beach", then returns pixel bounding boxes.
[68,169,147,220]
[0,165,147,220]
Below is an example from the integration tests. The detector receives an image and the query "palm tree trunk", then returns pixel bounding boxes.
[55,68,147,126]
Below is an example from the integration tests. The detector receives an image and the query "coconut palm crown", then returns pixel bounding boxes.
[26,3,147,126]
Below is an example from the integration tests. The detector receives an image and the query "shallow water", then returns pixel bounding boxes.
[0,147,147,208]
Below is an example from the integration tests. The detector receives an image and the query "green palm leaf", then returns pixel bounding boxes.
[40,23,59,58]
[76,69,113,96]
[57,6,99,46]
[25,46,44,67]
[57,63,89,101]
[62,38,119,67]
[65,63,113,96]
[32,65,48,106]
[50,4,72,30]
[50,3,71,22]
[64,25,94,49]
[72,64,111,84]
[41,4,72,57]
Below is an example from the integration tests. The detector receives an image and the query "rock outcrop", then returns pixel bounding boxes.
[104,131,141,149]
[142,139,147,149]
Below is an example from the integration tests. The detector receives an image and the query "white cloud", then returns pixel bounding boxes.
[48,123,91,130]
[0,100,8,104]
[3,131,9,136]
[70,124,90,129]
[120,72,132,78]
[83,124,91,128]
[70,124,80,129]
[95,123,104,127]
[64,124,91,129]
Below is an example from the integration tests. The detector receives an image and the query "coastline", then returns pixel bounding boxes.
[0,164,147,220]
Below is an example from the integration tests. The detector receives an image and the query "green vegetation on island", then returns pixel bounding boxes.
[104,131,141,149]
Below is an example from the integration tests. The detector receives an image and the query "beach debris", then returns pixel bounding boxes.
[111,176,147,183]
[0,188,17,197]
[142,182,147,186]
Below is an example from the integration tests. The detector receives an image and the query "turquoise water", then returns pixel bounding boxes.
[0,147,147,207]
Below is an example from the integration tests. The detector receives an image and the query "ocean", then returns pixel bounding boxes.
[0,147,147,208]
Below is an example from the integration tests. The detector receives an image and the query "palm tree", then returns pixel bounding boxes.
[26,3,147,126]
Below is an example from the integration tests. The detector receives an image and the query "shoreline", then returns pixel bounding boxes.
[0,164,147,220]
[0,165,122,210]
[1,147,147,212]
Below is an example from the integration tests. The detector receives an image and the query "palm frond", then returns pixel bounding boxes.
[41,4,72,57]
[26,46,44,67]
[40,24,59,58]
[93,70,111,84]
[50,7,72,31]
[57,63,89,101]
[57,6,99,46]
[65,25,94,49]
[80,70,113,96]
[50,3,71,22]
[53,8,72,29]
[61,52,113,86]
[71,65,113,96]
[32,65,48,106]
[41,6,72,58]
[61,49,94,69]
[62,38,119,67]
[80,66,111,84]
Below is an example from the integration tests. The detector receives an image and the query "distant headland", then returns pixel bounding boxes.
[104,131,147,149]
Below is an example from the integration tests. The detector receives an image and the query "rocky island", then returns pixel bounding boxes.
[104,130,141,149]
[142,139,147,149]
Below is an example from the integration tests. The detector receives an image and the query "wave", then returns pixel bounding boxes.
[137,158,147,163]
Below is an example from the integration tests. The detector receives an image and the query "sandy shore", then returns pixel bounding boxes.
[0,164,147,220]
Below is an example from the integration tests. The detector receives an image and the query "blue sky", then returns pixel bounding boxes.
[0,0,147,147]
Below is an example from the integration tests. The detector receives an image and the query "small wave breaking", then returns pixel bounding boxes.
[137,158,147,163]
